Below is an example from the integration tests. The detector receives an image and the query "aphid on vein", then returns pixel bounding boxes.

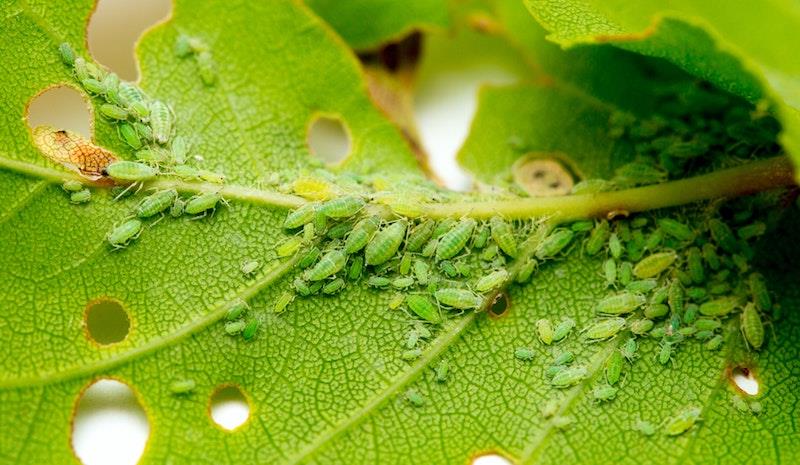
[596,292,646,315]
[475,269,509,292]
[135,189,177,218]
[70,189,91,204]
[149,100,173,144]
[489,216,517,257]
[33,126,119,180]
[104,160,159,182]
[537,319,554,345]
[318,196,365,219]
[433,288,481,309]
[185,192,223,216]
[365,220,407,266]
[240,259,260,276]
[633,251,677,279]
[284,203,317,229]
[276,236,304,257]
[107,219,143,248]
[344,215,380,254]
[592,384,618,402]
[741,302,764,350]
[436,218,477,260]
[662,406,701,436]
[305,249,347,281]
[406,295,441,324]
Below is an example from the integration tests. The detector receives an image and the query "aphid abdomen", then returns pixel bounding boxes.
[490,216,517,257]
[344,215,380,254]
[318,196,365,218]
[436,218,477,260]
[365,220,407,266]
[136,190,177,218]
[741,303,764,349]
[406,295,441,324]
[305,249,347,281]
[434,288,481,309]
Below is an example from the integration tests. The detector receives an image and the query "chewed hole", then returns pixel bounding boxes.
[488,293,510,318]
[85,298,130,345]
[512,154,575,197]
[87,0,172,80]
[307,115,351,165]
[27,86,91,136]
[732,366,759,395]
[72,379,149,465]
[209,385,250,430]
[472,453,513,465]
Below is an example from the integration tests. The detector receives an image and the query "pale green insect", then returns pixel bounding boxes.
[80,78,105,95]
[293,278,313,297]
[475,269,508,292]
[118,82,147,109]
[392,277,415,289]
[686,247,705,284]
[618,261,633,286]
[626,279,658,293]
[59,42,76,66]
[741,302,764,350]
[432,218,455,238]
[435,359,449,383]
[303,222,315,242]
[633,251,677,279]
[479,243,497,261]
[630,318,654,335]
[593,384,618,402]
[709,282,731,295]
[490,216,517,257]
[196,50,217,86]
[242,319,260,341]
[135,189,177,218]
[705,334,723,350]
[686,287,707,301]
[583,318,626,340]
[514,347,535,361]
[535,229,574,259]
[399,253,412,275]
[699,296,741,316]
[406,295,441,324]
[322,278,345,295]
[702,243,720,270]
[650,286,669,305]
[402,348,422,361]
[436,218,477,260]
[683,304,699,325]
[663,407,701,436]
[439,260,458,278]
[434,288,481,309]
[107,219,143,248]
[620,337,637,361]
[298,246,321,269]
[284,203,317,229]
[537,318,554,345]
[645,229,663,250]
[657,342,674,365]
[405,389,424,407]
[70,189,91,204]
[596,292,646,315]
[240,259,259,276]
[368,276,391,288]
[677,326,696,337]
[658,218,694,241]
[99,103,128,120]
[634,420,656,436]
[149,100,172,144]
[387,294,405,310]
[645,303,669,319]
[454,260,472,278]
[225,300,248,320]
[274,291,294,313]
[585,220,610,256]
[694,318,721,331]
[730,394,749,413]
[169,379,196,395]
[318,196,365,218]
[748,273,771,312]
[365,220,407,266]
[551,366,587,388]
[405,219,436,252]
[170,136,189,164]
[62,180,83,192]
[185,192,222,215]
[552,318,575,342]
[668,280,684,315]
[73,57,90,81]
[608,234,625,262]
[694,330,714,340]
[551,415,574,430]
[472,225,490,249]
[738,221,766,240]
[326,221,353,240]
[224,320,245,335]
[552,350,574,366]
[649,326,667,338]
[413,260,430,286]
[347,255,364,281]
[605,350,623,385]
[515,259,536,284]
[709,218,738,253]
[276,236,304,257]
[104,161,158,182]
[199,169,226,184]
[421,238,438,258]
[603,259,617,287]
[749,401,763,415]
[118,123,142,149]
[305,249,347,281]
[545,365,566,378]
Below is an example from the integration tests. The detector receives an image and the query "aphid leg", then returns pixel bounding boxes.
[113,182,137,201]
[149,213,166,227]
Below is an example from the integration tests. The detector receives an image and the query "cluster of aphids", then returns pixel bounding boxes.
[57,43,227,248]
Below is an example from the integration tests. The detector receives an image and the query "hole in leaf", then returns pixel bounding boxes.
[307,115,351,165]
[512,154,575,197]
[488,293,510,319]
[472,452,513,465]
[209,385,250,431]
[27,86,91,137]
[72,379,149,465]
[732,366,759,395]
[84,298,130,345]
[87,0,172,81]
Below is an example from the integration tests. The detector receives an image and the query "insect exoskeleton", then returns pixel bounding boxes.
[592,384,618,402]
[537,319,554,345]
[322,278,345,295]
[740,302,764,350]
[365,220,408,266]
[748,273,771,313]
[70,189,91,204]
[406,294,441,324]
[433,288,482,309]
[276,236,304,257]
[514,347,535,361]
[242,319,261,341]
[305,249,347,281]
[185,192,224,216]
[605,350,623,385]
[149,100,173,144]
[550,365,588,388]
[662,406,701,436]
[552,318,575,342]
[583,318,626,341]
[535,229,574,259]
[170,196,185,218]
[405,220,436,252]
[657,341,675,366]
[596,292,646,315]
[585,220,610,256]
[107,218,143,248]
[475,269,509,293]
[489,216,517,257]
[104,160,159,182]
[284,203,317,229]
[135,189,178,218]
[240,259,260,276]
[318,196,365,219]
[169,379,196,395]
[436,218,477,260]
[344,215,380,254]
[434,359,449,383]
[699,296,741,317]
[632,251,677,279]
[405,389,424,407]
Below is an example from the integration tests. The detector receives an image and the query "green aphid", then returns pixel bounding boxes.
[293,278,312,297]
[225,300,248,320]
[439,260,458,278]
[324,221,351,240]
[136,148,167,165]
[686,287,707,301]
[748,273,771,312]
[305,249,346,281]
[552,318,575,342]
[634,420,656,436]
[342,215,379,254]
[749,401,763,415]
[699,296,740,316]
[730,394,749,413]
[118,123,142,149]
[675,269,693,286]
[170,136,189,164]
[242,319,260,341]
[274,291,294,313]
[677,326,696,337]
[705,334,724,350]
[550,366,588,388]
[618,262,633,286]
[669,313,682,333]
[650,286,669,305]
[537,319,554,345]
[663,407,701,436]
[683,304,699,325]
[571,220,594,232]
[81,78,106,94]
[405,219,436,252]
[238,259,259,276]
[571,178,615,194]
[104,160,158,182]
[198,169,225,185]
[657,342,675,365]
[99,103,128,120]
[170,198,184,218]
[514,347,535,361]
[224,320,245,335]
[169,379,196,395]
[185,192,222,215]
[118,82,146,107]
[436,218,477,260]
[62,180,83,192]
[149,100,172,144]
[613,161,666,186]
[620,337,638,361]
[608,233,623,259]
[347,255,364,281]
[490,216,517,257]
[479,242,497,261]
[59,42,76,66]
[302,222,315,242]
[545,365,566,378]
[298,247,321,269]
[593,384,618,402]
[668,280,684,315]
[73,57,90,81]
[586,220,610,256]
[405,389,424,407]
[391,277,415,289]
[535,229,574,259]
[475,269,509,292]
[584,318,626,341]
[645,303,669,319]
[694,318,721,332]
[686,247,705,283]
[318,196,365,218]
[626,279,658,293]
[367,276,391,288]
[70,189,91,204]
[322,278,345,295]
[432,218,455,238]
[551,415,574,430]
[603,259,617,287]
[552,350,574,366]
[694,330,715,340]
[276,236,303,258]
[515,259,536,284]
[365,220,407,266]
[709,219,738,253]
[630,318,654,335]
[645,229,663,250]
[435,359,449,383]
[421,238,438,258]
[472,225,490,249]
[107,219,143,248]
[633,251,677,278]
[135,189,177,218]
[398,253,413,275]
[284,203,317,229]
[434,288,481,309]
[741,303,764,350]
[731,254,749,273]
[402,348,422,361]
[596,292,646,315]
[605,350,623,385]
[658,218,695,241]
[413,260,430,286]
[738,222,766,241]
[632,217,648,229]
[649,326,667,339]
[406,295,441,324]
[196,51,217,86]
[702,243,721,270]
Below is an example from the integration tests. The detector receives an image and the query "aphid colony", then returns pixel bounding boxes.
[57,43,228,248]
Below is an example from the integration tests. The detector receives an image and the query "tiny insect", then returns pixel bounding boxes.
[748,273,771,312]
[650,286,669,304]
[62,180,83,192]
[749,401,763,415]
[149,100,173,144]
[550,366,587,388]
[668,280,684,315]
[630,318,654,335]
[645,229,663,250]
[701,243,720,270]
[552,318,575,342]
[699,296,741,316]
[535,229,574,259]
[618,261,633,286]
[649,326,667,338]
[405,389,424,407]
[298,246,321,269]
[432,218,455,238]
[658,218,695,241]
[322,278,345,295]
[402,348,422,361]
[626,279,658,293]
[224,320,246,335]
[515,259,536,284]
[421,238,438,258]
[345,255,363,281]
[472,225,490,249]
[683,303,699,324]
[596,292,646,315]
[392,277,415,289]
[585,220,610,256]
[593,384,618,402]
[686,247,705,284]
[708,218,738,253]
[242,319,260,341]
[620,337,638,361]
[583,318,626,341]
[365,220,407,266]
[70,189,91,204]
[705,334,723,350]
[399,253,413,275]
[657,342,674,366]
[169,379,196,395]
[436,218,477,260]
[605,350,623,385]
[552,350,574,366]
[413,260,430,286]
[537,318,554,345]
[387,294,405,310]
[59,42,76,66]
[633,251,677,279]
[737,221,766,241]
[240,259,260,276]
[677,326,696,337]
[475,269,509,292]
[439,260,458,278]
[406,295,441,324]
[490,216,517,257]
[633,420,656,436]
[226,300,248,320]
[741,302,764,350]
[608,233,623,259]
[117,123,143,149]
[551,415,574,430]
[318,196,365,218]
[644,303,669,320]
[479,243,497,261]
[693,330,714,340]
[107,218,143,248]
[694,318,721,332]
[276,236,304,258]
[434,288,482,309]
[453,260,472,278]
[134,189,177,218]
[613,161,666,186]
[686,287,707,300]
[663,407,701,436]
[368,276,391,288]
[99,103,128,120]
[406,220,436,252]
[196,50,217,86]
[514,347,535,361]
[545,365,566,378]
[603,259,617,287]
[305,249,347,281]
[104,160,158,182]
[284,203,317,229]
[435,359,449,383]
[185,192,222,215]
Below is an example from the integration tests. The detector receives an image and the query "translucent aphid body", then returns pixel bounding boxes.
[596,292,646,315]
[406,220,436,252]
[535,229,574,259]
[436,218,477,260]
[514,347,535,361]
[550,366,587,388]
[741,302,764,349]
[305,249,347,281]
[605,350,623,385]
[406,295,441,324]
[490,216,517,257]
[475,269,508,292]
[318,196,365,218]
[104,161,159,182]
[107,219,143,248]
[585,220,610,256]
[344,215,380,254]
[633,252,677,278]
[284,203,317,229]
[537,319,554,345]
[584,318,626,340]
[434,288,481,309]
[663,407,701,436]
[185,192,222,215]
[365,220,407,266]
[136,190,177,218]
[149,100,173,144]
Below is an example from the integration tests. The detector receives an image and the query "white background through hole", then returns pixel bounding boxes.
[307,116,351,165]
[27,87,91,137]
[473,454,513,465]
[209,386,250,430]
[733,371,760,395]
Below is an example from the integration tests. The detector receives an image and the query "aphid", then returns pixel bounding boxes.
[618,262,633,286]
[626,279,658,293]
[81,78,105,94]
[694,330,714,340]
[633,251,677,278]
[730,394,749,413]
[135,189,177,218]
[365,220,407,266]
[402,348,422,361]
[738,222,766,241]
[59,42,75,66]
[472,225,490,249]
[117,123,143,149]
[387,294,405,310]
[421,238,438,258]
[73,56,91,81]
[275,236,303,258]
[196,50,217,86]
[368,276,391,288]
[432,218,455,238]
[347,255,363,281]
[603,259,617,287]
[649,326,667,339]
[240,259,260,276]
[318,196,365,218]
[613,161,666,186]
[678,326,696,337]
[701,243,720,270]
[709,219,738,253]
[605,351,623,385]
[515,259,536,284]
[552,318,575,342]
[284,203,317,229]
[434,359,449,383]
[475,269,509,292]
[399,253,413,275]
[118,82,147,108]
[551,415,574,430]
[406,220,436,252]
[242,319,260,341]
[585,220,610,256]
[552,350,574,366]
[413,260,430,286]
[62,180,83,192]
[550,366,587,388]
[583,318,626,340]
[436,218,477,260]
[705,334,723,350]
[630,318,654,335]
[663,407,701,436]
[490,216,517,257]
[169,379,196,395]
[149,100,173,144]
[439,260,458,278]
[405,389,424,407]
[645,229,663,250]
[326,221,352,240]
[99,103,128,120]
[322,278,345,295]
[70,189,91,204]
[570,220,593,232]
[686,287,707,301]
[454,261,472,277]
[107,218,143,248]
[405,295,441,324]
[658,218,695,241]
[669,313,682,333]
[434,288,482,309]
[634,419,656,436]
[274,291,294,313]
[657,342,674,365]
[185,192,222,215]
[644,303,669,320]
[668,280,684,315]
[514,347,535,361]
[298,247,321,269]
[392,277,415,289]
[749,401,763,415]
[104,160,158,182]
[596,292,646,315]
[699,296,740,316]
[694,318,721,332]
[620,337,638,361]
[593,384,618,402]
[741,302,764,349]
[305,249,346,281]
[537,318,554,345]
[748,273,771,312]
[535,229,574,259]
[293,278,312,297]
[224,320,245,335]
[545,365,567,378]
[608,233,623,259]
[225,300,248,320]
[683,304,699,325]
[651,286,669,304]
